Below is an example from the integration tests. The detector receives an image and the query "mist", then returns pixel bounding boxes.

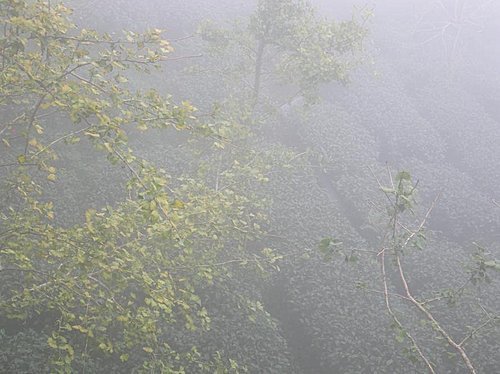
[1,1,500,373]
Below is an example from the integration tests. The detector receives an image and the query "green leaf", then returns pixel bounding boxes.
[484,260,500,271]
[396,171,412,181]
[47,337,58,349]
[17,154,27,164]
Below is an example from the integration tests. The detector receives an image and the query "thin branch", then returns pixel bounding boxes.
[173,256,263,270]
[70,72,106,93]
[0,113,25,136]
[32,125,92,157]
[170,34,195,43]
[287,151,308,163]
[479,303,494,318]
[459,314,499,347]
[48,35,169,45]
[420,278,470,306]
[161,54,203,61]
[364,287,413,302]
[123,54,203,65]
[387,164,395,190]
[369,165,394,207]
[402,191,441,249]
[35,110,59,120]
[88,275,125,311]
[24,95,47,155]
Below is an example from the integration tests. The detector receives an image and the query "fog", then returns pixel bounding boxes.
[1,0,500,373]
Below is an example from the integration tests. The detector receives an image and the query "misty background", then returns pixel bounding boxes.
[1,0,500,373]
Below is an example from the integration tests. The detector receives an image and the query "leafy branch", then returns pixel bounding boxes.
[375,169,477,373]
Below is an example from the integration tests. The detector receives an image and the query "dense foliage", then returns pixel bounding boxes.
[1,0,500,373]
[0,1,281,372]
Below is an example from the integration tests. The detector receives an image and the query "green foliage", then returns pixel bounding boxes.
[318,237,344,262]
[0,329,51,373]
[196,0,369,109]
[469,243,500,285]
[379,170,416,214]
[0,1,281,372]
[316,168,500,373]
[10,1,499,373]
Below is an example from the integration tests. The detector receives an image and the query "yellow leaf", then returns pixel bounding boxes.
[116,315,129,322]
[47,337,58,349]
[84,131,100,138]
[40,102,52,110]
[115,75,128,83]
[103,142,113,153]
[172,200,184,209]
[60,84,72,93]
[137,122,148,131]
[47,174,56,182]
[142,347,153,353]
[71,325,88,333]
[181,100,196,112]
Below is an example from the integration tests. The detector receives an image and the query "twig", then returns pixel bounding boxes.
[287,151,308,163]
[88,275,124,311]
[24,95,47,155]
[459,314,499,347]
[386,164,395,190]
[171,34,195,43]
[32,125,92,157]
[402,191,441,249]
[369,166,393,207]
[123,54,202,65]
[70,72,106,93]
[364,287,413,302]
[0,113,25,136]
[420,279,470,306]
